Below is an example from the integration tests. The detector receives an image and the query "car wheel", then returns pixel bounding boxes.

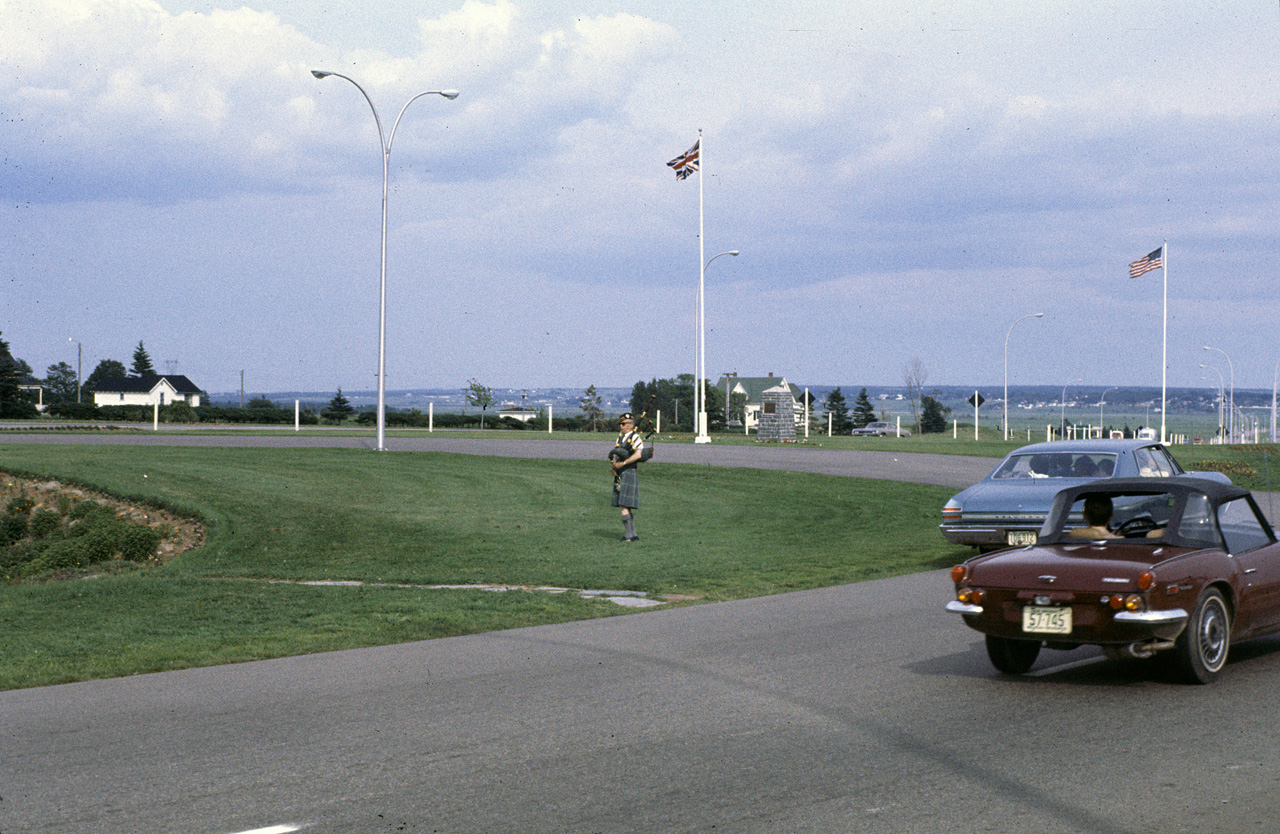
[985,635,1041,674]
[1175,588,1230,684]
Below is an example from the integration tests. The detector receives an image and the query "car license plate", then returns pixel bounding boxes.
[1023,606,1071,635]
[1007,530,1037,546]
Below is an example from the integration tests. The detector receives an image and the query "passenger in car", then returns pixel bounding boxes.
[1069,496,1120,539]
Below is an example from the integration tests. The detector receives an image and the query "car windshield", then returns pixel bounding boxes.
[991,452,1117,480]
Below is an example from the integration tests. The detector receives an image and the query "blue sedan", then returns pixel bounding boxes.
[940,439,1230,551]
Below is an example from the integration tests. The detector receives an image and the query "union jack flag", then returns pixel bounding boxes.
[667,140,699,180]
[1129,246,1163,278]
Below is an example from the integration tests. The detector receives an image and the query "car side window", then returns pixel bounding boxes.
[1217,497,1273,554]
[1175,494,1219,548]
[1151,447,1184,475]
[1134,448,1162,477]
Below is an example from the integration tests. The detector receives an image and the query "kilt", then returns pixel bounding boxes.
[612,467,639,509]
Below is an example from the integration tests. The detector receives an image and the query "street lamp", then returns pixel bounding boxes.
[1200,364,1225,442]
[1061,377,1081,438]
[695,249,739,444]
[1099,387,1117,436]
[67,337,81,404]
[312,70,458,451]
[1003,312,1043,441]
[1203,346,1234,443]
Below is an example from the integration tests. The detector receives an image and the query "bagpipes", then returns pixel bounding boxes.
[608,412,656,463]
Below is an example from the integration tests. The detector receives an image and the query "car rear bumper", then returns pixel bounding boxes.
[940,523,1040,548]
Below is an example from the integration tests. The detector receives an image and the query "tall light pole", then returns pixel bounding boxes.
[1003,312,1043,441]
[1099,386,1117,436]
[67,337,82,404]
[1203,346,1234,443]
[313,70,458,451]
[1200,364,1225,442]
[695,249,739,444]
[1061,377,1081,438]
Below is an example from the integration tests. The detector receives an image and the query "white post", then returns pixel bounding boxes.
[657,410,661,434]
[953,419,957,439]
[153,400,159,431]
[804,387,810,438]
[828,411,833,437]
[295,400,300,431]
[547,404,553,434]
[974,390,980,441]
[896,416,901,437]
[429,401,434,432]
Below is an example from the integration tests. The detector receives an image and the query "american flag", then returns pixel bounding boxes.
[1129,246,1163,279]
[667,140,699,180]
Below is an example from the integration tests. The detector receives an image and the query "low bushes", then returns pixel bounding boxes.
[0,490,167,580]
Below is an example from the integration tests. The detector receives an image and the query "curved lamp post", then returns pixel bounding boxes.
[1060,377,1081,438]
[1099,386,1117,436]
[695,249,739,443]
[312,70,458,451]
[1202,346,1234,443]
[1200,364,1225,442]
[1003,312,1043,441]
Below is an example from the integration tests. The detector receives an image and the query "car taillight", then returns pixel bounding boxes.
[951,564,968,583]
[1108,594,1144,611]
[942,504,962,521]
[1137,570,1156,591]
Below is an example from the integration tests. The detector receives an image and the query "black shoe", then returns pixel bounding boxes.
[621,535,639,542]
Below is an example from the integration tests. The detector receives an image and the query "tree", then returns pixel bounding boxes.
[823,387,853,434]
[580,384,604,432]
[84,359,127,394]
[902,357,927,432]
[321,388,354,424]
[44,362,79,403]
[920,394,951,434]
[466,379,494,428]
[630,375,695,431]
[0,331,37,418]
[852,387,877,429]
[247,396,277,410]
[131,341,155,377]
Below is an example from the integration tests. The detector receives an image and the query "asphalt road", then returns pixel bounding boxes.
[0,431,996,488]
[6,433,1280,833]
[7,570,1280,834]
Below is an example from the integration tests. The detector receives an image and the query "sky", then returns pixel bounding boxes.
[3,0,1279,395]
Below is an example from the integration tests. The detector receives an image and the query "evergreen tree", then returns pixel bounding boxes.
[823,387,853,434]
[131,341,155,377]
[852,387,877,428]
[920,394,951,434]
[0,332,37,417]
[321,388,354,424]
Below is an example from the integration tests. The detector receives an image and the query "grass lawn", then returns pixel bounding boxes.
[0,444,967,690]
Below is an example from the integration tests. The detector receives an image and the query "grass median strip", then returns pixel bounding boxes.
[0,443,967,689]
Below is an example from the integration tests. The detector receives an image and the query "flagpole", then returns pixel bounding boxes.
[1161,240,1168,444]
[696,128,710,443]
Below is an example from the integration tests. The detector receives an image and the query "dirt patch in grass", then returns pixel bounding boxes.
[0,471,205,571]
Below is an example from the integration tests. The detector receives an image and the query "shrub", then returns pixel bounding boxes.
[1191,460,1258,479]
[6,496,35,516]
[29,509,62,540]
[68,500,101,520]
[119,525,161,562]
[1,513,28,545]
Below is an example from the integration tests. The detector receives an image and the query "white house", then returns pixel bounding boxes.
[92,375,203,408]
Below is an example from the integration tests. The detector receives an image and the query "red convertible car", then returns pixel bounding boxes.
[946,477,1280,683]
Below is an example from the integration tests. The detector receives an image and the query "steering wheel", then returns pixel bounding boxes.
[1115,515,1158,537]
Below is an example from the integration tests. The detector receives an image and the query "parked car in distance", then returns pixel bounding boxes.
[852,421,910,437]
[940,439,1229,551]
[946,477,1280,683]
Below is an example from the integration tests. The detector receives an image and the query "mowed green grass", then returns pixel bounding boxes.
[0,444,967,690]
